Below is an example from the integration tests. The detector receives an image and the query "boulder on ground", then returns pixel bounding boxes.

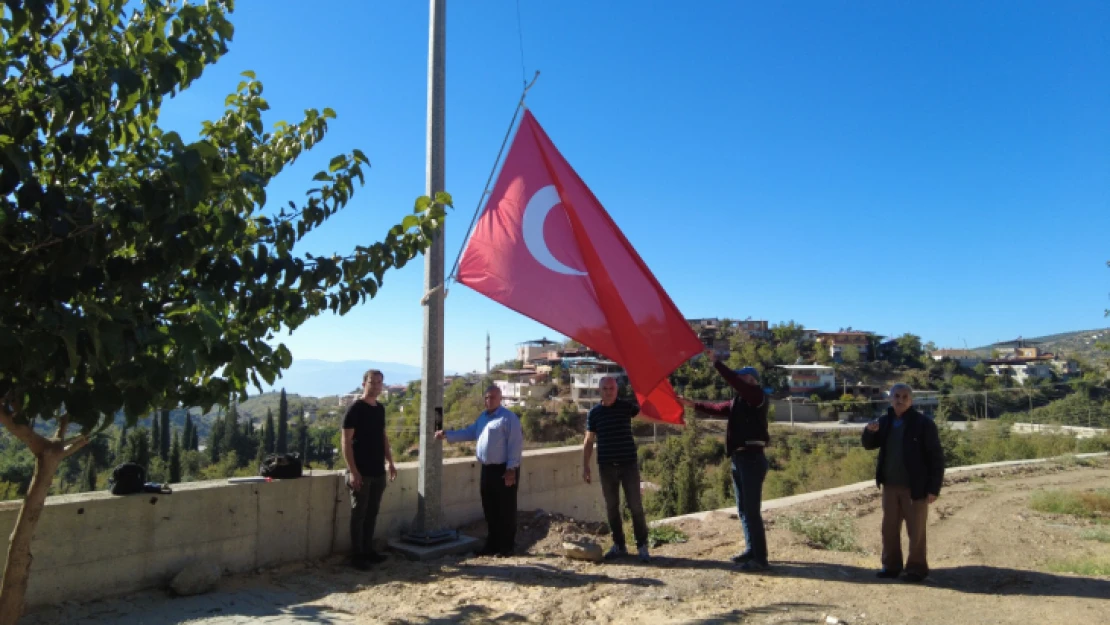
[562,537,603,562]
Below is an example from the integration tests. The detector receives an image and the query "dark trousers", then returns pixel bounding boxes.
[349,472,387,558]
[480,463,519,554]
[731,451,769,564]
[599,462,649,549]
[881,485,930,576]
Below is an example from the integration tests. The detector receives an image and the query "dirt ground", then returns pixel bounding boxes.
[316,458,1110,625]
[32,458,1109,625]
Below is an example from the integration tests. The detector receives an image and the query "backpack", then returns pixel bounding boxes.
[109,463,146,495]
[259,453,303,479]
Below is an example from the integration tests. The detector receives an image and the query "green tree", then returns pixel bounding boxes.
[82,455,97,492]
[182,417,194,455]
[291,407,306,457]
[168,431,182,484]
[263,408,276,453]
[208,412,225,463]
[277,389,289,453]
[0,2,446,617]
[159,410,171,460]
[841,345,861,364]
[150,415,162,463]
[125,429,152,472]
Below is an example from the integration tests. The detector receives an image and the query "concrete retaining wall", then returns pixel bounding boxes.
[1010,422,1108,439]
[0,445,602,609]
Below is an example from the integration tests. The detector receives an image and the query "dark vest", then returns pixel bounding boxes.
[726,396,770,455]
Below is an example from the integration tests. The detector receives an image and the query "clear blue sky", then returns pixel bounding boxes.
[158,1,1110,375]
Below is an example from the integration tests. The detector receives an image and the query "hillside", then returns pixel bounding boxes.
[975,327,1110,365]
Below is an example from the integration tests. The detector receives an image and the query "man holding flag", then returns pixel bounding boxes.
[678,349,771,571]
[582,376,651,563]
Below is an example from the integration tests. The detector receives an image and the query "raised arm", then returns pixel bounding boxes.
[677,396,732,418]
[712,361,765,406]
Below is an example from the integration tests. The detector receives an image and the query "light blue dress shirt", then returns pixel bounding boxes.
[445,406,524,469]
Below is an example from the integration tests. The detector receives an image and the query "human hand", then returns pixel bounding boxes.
[866,420,880,432]
[703,348,717,363]
[348,471,363,492]
[927,494,937,505]
[504,469,517,487]
[583,466,591,484]
[434,430,445,440]
[677,397,694,408]
[388,462,397,482]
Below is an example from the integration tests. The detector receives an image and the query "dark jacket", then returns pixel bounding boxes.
[861,407,945,500]
[690,362,769,456]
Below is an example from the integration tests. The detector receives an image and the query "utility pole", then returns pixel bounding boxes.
[486,332,490,376]
[983,391,988,421]
[407,0,451,545]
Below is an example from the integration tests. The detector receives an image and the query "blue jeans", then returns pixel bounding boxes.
[731,451,769,564]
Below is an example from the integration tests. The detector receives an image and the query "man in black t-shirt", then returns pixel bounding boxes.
[342,369,397,570]
[582,376,650,563]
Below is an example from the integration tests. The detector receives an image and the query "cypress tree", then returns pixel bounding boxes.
[263,408,275,454]
[115,424,129,463]
[150,415,161,462]
[221,404,239,462]
[83,455,97,492]
[277,389,289,453]
[126,428,152,471]
[169,431,182,484]
[183,416,194,454]
[208,412,225,463]
[159,409,171,460]
[291,407,305,458]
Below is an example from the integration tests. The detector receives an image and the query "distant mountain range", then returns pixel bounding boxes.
[973,327,1110,364]
[257,359,432,397]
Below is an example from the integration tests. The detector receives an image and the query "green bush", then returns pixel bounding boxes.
[784,512,859,552]
[1030,489,1110,519]
[648,524,689,548]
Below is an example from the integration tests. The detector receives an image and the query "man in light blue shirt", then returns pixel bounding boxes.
[435,385,524,557]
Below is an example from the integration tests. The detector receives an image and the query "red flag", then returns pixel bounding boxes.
[457,111,703,424]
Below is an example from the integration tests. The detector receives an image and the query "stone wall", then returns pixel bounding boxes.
[0,445,602,609]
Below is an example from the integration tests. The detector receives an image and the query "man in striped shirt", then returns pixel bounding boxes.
[582,376,651,563]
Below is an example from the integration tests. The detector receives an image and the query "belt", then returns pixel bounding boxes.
[734,441,767,453]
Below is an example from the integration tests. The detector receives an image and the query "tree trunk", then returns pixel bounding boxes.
[0,445,63,625]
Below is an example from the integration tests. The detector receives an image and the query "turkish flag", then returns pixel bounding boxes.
[457,111,703,425]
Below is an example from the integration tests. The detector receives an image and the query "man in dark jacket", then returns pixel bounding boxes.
[678,349,770,571]
[862,383,945,583]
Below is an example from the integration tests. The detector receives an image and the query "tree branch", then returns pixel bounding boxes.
[61,435,89,460]
[55,414,70,440]
[0,397,47,456]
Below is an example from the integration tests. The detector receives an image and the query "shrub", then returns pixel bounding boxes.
[784,512,859,552]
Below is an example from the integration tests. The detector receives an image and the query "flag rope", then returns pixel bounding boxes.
[443,71,540,288]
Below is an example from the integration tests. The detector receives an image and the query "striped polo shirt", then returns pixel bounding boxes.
[587,399,640,466]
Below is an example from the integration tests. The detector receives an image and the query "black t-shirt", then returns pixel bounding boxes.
[586,399,639,466]
[342,400,386,477]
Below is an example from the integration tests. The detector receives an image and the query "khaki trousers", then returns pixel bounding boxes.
[881,485,929,575]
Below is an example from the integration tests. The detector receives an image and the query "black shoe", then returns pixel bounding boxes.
[495,550,514,558]
[476,545,498,557]
[364,551,388,564]
[349,557,370,571]
[902,572,927,583]
[730,551,754,564]
[875,569,901,579]
[737,560,769,572]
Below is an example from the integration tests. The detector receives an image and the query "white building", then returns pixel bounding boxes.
[929,349,983,369]
[777,364,836,396]
[568,360,627,411]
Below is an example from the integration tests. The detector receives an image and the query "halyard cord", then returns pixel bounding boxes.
[443,71,540,288]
